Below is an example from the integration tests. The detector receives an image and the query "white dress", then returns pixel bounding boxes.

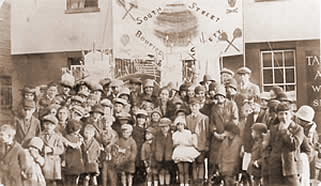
[172,129,200,163]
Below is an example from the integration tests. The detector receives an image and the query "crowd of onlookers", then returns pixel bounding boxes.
[0,66,320,186]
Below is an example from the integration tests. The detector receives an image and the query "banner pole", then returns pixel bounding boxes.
[242,0,246,67]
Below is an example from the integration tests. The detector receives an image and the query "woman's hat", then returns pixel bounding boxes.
[28,137,44,151]
[121,124,133,132]
[296,105,315,123]
[214,85,226,97]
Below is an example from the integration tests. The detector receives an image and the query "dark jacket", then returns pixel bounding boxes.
[152,131,173,162]
[0,141,29,186]
[15,116,41,147]
[269,122,304,177]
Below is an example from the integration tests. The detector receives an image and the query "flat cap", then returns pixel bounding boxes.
[220,68,235,76]
[90,104,105,115]
[276,102,290,112]
[71,95,84,103]
[43,115,58,125]
[236,67,252,74]
[159,118,172,127]
[251,123,268,134]
[118,111,132,120]
[71,105,86,117]
[119,87,131,96]
[100,98,113,108]
[113,98,127,106]
[135,109,148,117]
[21,85,36,94]
[195,85,206,94]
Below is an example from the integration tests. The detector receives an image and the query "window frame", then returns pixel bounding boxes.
[260,49,297,98]
[0,76,12,109]
[65,0,100,14]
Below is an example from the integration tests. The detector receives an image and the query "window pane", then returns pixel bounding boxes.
[285,51,295,66]
[286,69,295,83]
[285,85,295,91]
[273,52,283,67]
[274,69,284,83]
[263,86,272,92]
[263,53,272,67]
[85,0,98,7]
[263,69,273,84]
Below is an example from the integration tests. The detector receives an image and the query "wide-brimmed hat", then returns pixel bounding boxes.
[200,74,215,84]
[296,105,315,123]
[110,79,124,87]
[28,137,44,151]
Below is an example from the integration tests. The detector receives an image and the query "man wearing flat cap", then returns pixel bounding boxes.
[236,66,260,99]
[220,68,235,85]
[14,100,42,148]
[266,102,304,186]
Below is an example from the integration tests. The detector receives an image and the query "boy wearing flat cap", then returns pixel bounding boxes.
[40,115,65,186]
[267,102,305,186]
[152,118,174,186]
[116,124,137,186]
[236,66,260,99]
[15,100,42,147]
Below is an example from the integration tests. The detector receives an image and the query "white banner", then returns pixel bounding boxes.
[113,0,243,82]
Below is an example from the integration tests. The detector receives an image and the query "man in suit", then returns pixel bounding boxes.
[14,100,41,147]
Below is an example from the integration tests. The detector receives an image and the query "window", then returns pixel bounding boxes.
[261,49,296,100]
[68,57,85,81]
[182,59,196,82]
[66,0,99,14]
[0,76,12,109]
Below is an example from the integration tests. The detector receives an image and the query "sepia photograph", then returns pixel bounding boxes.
[0,0,320,185]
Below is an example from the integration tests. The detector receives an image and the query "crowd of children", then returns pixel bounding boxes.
[0,66,321,186]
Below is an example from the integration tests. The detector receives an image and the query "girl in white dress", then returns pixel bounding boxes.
[172,116,200,186]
